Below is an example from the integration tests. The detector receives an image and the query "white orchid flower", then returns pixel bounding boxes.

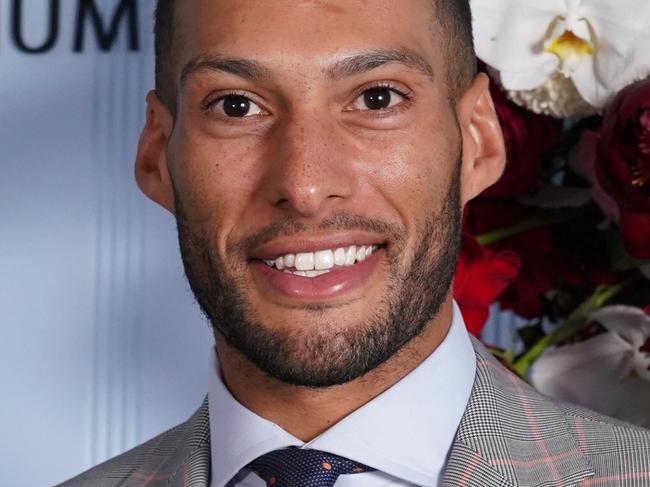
[471,0,650,116]
[530,305,650,427]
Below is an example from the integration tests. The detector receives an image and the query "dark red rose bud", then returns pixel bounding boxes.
[592,79,650,259]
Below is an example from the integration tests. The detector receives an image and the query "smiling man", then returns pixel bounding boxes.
[59,1,650,487]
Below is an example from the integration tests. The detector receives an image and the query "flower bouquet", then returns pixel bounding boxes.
[453,0,650,427]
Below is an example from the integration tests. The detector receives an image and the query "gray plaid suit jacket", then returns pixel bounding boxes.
[59,338,650,486]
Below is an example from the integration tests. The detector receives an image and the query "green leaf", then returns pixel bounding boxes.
[607,230,650,271]
[510,284,623,377]
[517,322,546,351]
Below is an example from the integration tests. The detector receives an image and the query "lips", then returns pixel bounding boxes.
[252,248,384,300]
[248,236,386,301]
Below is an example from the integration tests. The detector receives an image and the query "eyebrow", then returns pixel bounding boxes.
[326,48,434,80]
[179,47,434,86]
[180,57,271,85]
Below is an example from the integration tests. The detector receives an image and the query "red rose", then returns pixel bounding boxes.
[453,233,521,336]
[577,79,650,259]
[464,200,585,319]
[465,198,566,318]
[481,76,562,199]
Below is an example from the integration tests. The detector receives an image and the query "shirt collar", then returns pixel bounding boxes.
[209,301,477,487]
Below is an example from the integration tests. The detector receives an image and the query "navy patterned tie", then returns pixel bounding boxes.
[248,447,376,486]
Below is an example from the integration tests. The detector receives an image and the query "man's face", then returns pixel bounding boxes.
[162,0,468,386]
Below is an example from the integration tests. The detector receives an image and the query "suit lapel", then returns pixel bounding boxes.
[442,338,594,487]
[129,397,211,487]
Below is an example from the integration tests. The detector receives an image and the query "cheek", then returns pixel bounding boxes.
[166,125,262,245]
[361,118,460,229]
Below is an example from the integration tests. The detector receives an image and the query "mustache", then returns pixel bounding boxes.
[231,212,406,255]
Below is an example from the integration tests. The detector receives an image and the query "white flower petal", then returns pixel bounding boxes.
[472,0,563,77]
[565,0,584,12]
[580,1,650,36]
[590,306,650,349]
[499,62,559,91]
[572,2,650,106]
[569,54,607,108]
[473,0,650,109]
[547,18,568,42]
[531,333,633,398]
[633,352,650,383]
[568,19,591,43]
[531,334,650,427]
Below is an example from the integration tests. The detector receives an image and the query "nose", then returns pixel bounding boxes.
[262,113,356,218]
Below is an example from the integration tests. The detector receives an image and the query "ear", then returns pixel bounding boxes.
[135,90,176,214]
[456,73,506,206]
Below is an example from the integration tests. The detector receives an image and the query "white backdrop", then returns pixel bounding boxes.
[0,1,519,486]
[0,1,211,485]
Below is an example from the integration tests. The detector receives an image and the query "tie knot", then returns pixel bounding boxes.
[248,447,375,487]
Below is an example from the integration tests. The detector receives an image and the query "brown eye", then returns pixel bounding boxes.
[349,86,408,111]
[215,95,264,117]
[363,87,393,110]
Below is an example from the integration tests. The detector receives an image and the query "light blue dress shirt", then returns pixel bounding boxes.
[208,301,477,487]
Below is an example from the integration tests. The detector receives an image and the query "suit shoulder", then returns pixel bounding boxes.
[56,400,210,487]
[552,401,650,485]
[559,400,650,450]
[56,423,184,487]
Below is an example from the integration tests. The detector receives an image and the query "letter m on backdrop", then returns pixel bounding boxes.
[74,0,139,51]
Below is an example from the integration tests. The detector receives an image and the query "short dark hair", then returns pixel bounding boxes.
[154,0,175,112]
[435,0,477,98]
[154,0,475,114]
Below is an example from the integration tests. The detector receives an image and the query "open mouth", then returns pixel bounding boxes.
[249,236,387,300]
[261,244,381,278]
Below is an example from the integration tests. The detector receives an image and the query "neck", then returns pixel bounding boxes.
[215,297,454,441]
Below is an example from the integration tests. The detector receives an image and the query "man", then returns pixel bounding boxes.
[60,1,650,486]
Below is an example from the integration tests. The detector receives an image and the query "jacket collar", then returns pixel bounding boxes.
[441,337,595,487]
[164,338,596,487]
[141,397,211,487]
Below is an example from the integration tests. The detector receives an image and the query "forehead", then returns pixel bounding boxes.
[173,0,442,75]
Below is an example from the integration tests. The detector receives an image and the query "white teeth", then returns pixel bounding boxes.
[262,244,380,272]
[334,247,347,266]
[356,246,367,262]
[295,252,315,271]
[345,245,357,266]
[314,249,334,270]
[304,270,330,278]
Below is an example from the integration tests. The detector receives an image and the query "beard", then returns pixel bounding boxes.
[175,162,461,388]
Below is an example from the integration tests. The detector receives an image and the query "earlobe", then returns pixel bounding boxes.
[457,73,506,206]
[134,90,176,214]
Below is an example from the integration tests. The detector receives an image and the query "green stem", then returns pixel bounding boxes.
[476,208,591,246]
[510,283,623,377]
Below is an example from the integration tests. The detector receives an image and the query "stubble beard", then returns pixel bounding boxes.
[175,163,461,388]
